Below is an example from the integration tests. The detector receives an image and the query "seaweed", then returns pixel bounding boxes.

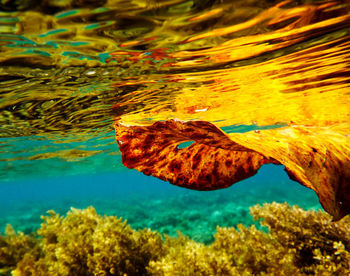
[1,203,349,275]
[0,225,40,276]
[13,207,165,276]
[250,202,350,274]
[148,203,350,275]
[148,234,237,276]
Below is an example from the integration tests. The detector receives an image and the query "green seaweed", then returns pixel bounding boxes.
[1,203,349,275]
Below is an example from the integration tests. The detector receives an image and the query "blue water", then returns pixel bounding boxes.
[0,164,320,242]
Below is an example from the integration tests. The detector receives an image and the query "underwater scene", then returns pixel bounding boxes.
[1,0,350,275]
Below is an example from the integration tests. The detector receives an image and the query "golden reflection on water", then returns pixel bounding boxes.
[118,34,350,128]
[0,0,350,179]
[179,36,350,127]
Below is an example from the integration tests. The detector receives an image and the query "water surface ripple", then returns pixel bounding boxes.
[0,0,349,180]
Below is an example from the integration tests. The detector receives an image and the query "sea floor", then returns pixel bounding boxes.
[0,164,320,243]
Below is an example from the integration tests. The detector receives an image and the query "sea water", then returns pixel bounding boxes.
[0,0,350,273]
[0,164,319,243]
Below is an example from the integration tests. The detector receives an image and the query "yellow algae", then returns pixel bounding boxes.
[2,203,350,275]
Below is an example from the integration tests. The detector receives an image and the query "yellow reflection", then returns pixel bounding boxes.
[119,34,350,128]
[172,2,350,67]
[29,149,101,162]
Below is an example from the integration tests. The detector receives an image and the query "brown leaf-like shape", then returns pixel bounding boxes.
[115,119,350,220]
[115,120,273,190]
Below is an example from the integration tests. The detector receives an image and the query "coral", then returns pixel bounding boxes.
[1,203,350,275]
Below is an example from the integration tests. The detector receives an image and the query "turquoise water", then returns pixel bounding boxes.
[0,132,119,181]
[0,121,321,243]
[0,164,320,243]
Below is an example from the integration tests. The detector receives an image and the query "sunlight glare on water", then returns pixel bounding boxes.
[0,0,350,180]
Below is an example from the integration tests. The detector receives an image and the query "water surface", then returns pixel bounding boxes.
[0,0,349,238]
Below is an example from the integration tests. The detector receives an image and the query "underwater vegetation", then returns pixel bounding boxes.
[1,202,350,275]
